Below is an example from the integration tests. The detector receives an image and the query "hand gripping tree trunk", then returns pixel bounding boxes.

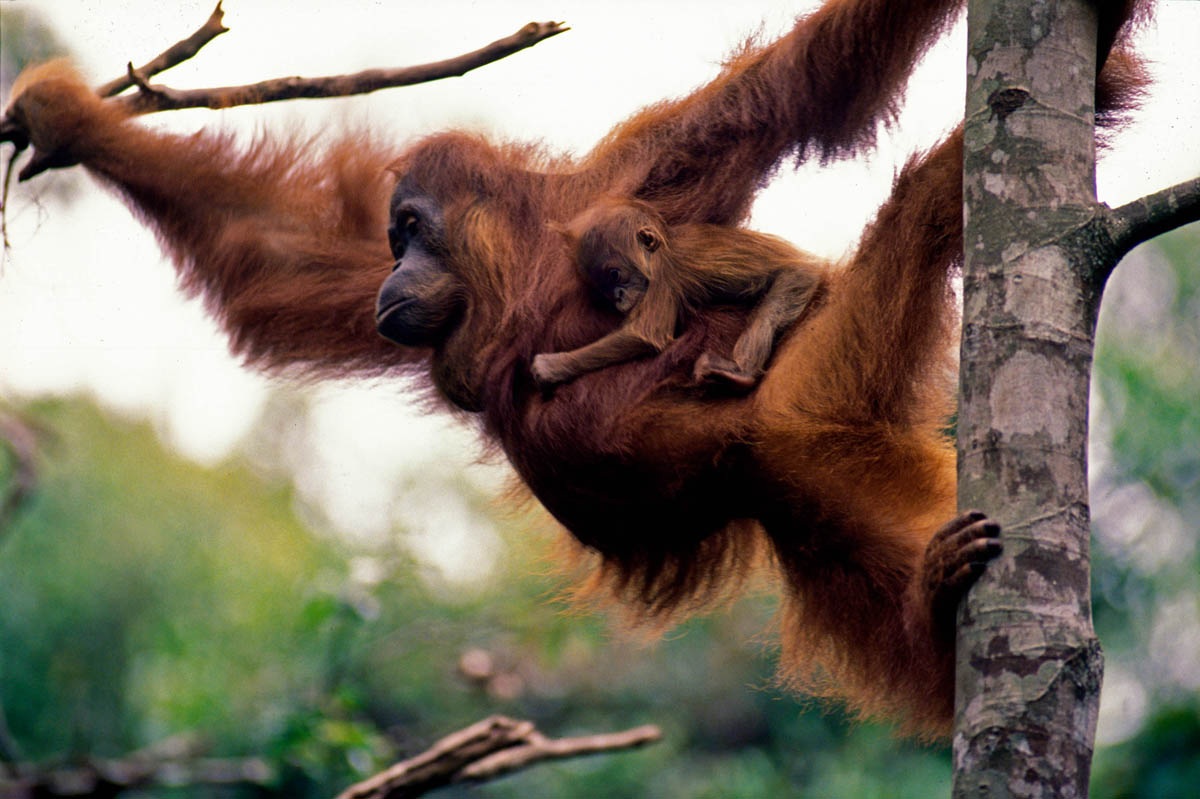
[954,0,1199,797]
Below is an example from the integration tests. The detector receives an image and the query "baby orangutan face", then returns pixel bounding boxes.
[563,203,662,313]
[580,246,650,313]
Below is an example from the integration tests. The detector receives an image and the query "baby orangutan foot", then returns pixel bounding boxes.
[693,351,759,392]
[921,510,1002,640]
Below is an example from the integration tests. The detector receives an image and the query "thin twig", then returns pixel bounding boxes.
[2,731,269,797]
[114,20,570,116]
[95,2,230,98]
[0,153,18,250]
[1104,175,1200,273]
[336,716,661,799]
[3,756,273,798]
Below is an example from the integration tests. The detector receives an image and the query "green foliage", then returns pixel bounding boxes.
[1093,701,1200,799]
[1095,224,1200,514]
[1090,224,1200,797]
[0,400,338,759]
[0,397,953,797]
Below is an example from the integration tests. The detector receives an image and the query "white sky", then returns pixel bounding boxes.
[1,0,1197,741]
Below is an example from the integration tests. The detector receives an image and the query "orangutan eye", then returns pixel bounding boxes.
[389,210,423,259]
[402,212,420,235]
[608,268,622,284]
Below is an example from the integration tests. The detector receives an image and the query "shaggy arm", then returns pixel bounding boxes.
[806,129,963,425]
[806,10,1152,422]
[589,0,963,225]
[4,63,413,378]
[803,10,1152,426]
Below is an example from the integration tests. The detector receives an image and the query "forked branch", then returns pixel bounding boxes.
[96,2,231,98]
[336,716,662,799]
[1,3,566,130]
[99,6,568,116]
[0,4,567,205]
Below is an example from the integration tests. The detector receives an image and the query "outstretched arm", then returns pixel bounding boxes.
[586,0,963,225]
[4,62,411,378]
[800,129,963,425]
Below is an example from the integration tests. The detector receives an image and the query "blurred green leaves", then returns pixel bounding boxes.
[0,397,951,798]
[1090,223,1200,798]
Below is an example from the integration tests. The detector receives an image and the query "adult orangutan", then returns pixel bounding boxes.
[530,197,827,391]
[2,0,1150,735]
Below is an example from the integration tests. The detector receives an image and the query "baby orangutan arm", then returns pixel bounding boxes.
[531,327,661,388]
[531,280,678,389]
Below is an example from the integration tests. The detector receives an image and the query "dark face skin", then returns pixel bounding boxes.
[581,253,649,313]
[375,189,464,347]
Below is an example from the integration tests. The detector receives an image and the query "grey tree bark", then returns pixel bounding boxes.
[954,1,1199,797]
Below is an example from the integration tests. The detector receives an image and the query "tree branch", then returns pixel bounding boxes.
[4,753,273,798]
[336,716,661,799]
[459,724,664,781]
[112,20,569,116]
[95,2,230,98]
[1104,175,1200,269]
[0,10,567,197]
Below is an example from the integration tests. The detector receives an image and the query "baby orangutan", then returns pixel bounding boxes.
[532,198,827,391]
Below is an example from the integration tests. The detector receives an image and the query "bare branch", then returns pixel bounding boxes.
[95,2,230,98]
[1,151,20,250]
[114,21,570,116]
[337,716,661,799]
[460,724,664,782]
[4,755,273,798]
[1105,175,1200,267]
[0,13,566,188]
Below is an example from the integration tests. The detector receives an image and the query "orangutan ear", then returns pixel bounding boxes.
[636,227,660,252]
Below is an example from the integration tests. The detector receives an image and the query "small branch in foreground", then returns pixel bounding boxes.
[95,2,229,98]
[337,716,662,799]
[2,755,273,798]
[113,20,569,116]
[1104,175,1200,271]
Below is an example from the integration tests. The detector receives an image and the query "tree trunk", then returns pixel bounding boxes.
[954,0,1104,796]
